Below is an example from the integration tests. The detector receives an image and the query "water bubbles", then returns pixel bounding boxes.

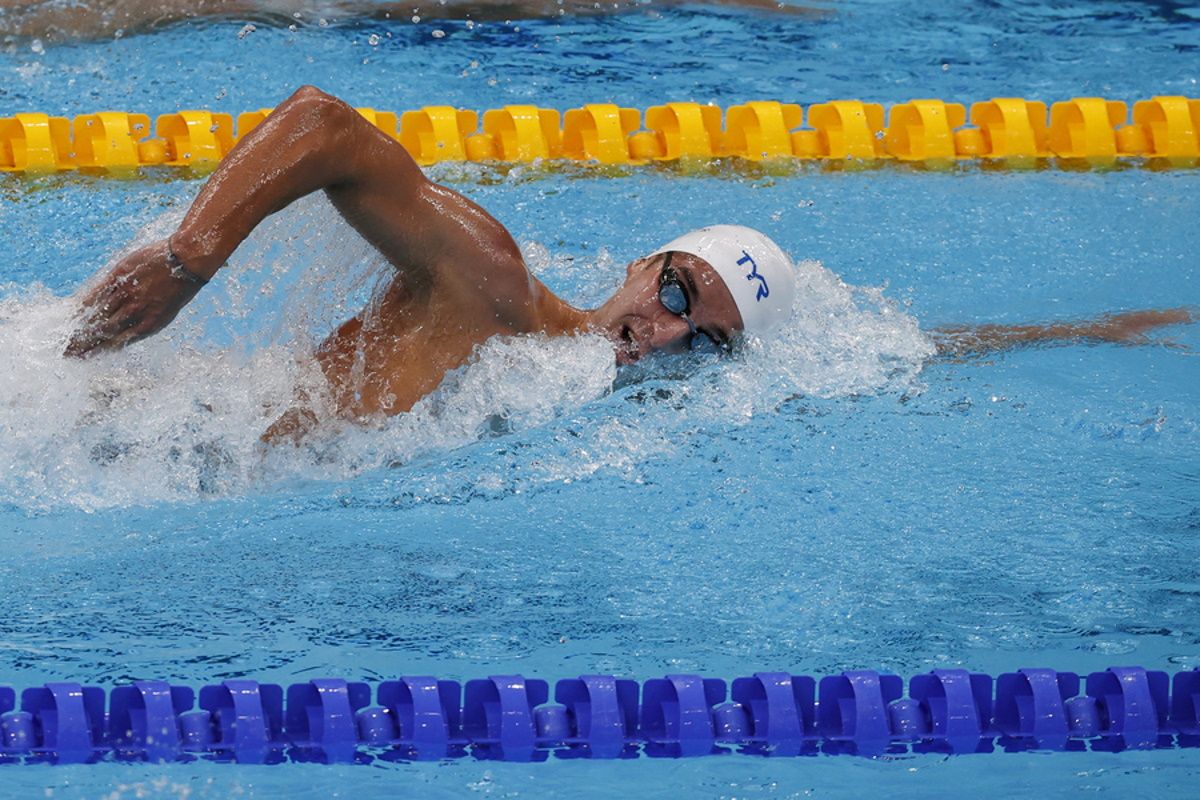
[30,39,44,55]
[237,24,257,40]
[432,30,446,39]
[367,34,381,46]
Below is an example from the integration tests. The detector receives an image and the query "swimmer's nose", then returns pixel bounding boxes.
[644,306,696,356]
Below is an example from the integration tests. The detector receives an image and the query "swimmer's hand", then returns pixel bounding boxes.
[261,407,321,446]
[1075,307,1196,345]
[64,240,206,358]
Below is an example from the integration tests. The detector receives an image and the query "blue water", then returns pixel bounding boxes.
[2,0,1200,797]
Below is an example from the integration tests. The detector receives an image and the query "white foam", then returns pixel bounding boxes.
[0,200,933,510]
[746,258,935,401]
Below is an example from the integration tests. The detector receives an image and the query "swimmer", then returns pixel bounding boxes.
[2,0,825,42]
[64,87,789,441]
[65,87,1194,442]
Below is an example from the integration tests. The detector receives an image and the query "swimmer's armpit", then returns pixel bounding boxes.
[931,307,1196,357]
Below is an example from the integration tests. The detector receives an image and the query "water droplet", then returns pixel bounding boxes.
[30,39,44,55]
[432,29,445,38]
[237,23,257,39]
[367,33,381,45]
[411,14,421,22]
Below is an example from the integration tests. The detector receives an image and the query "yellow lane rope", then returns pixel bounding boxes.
[2,96,1198,173]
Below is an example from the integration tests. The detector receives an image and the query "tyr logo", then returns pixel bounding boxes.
[737,251,769,301]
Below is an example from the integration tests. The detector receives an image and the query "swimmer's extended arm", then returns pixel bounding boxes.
[66,85,522,358]
[930,307,1195,357]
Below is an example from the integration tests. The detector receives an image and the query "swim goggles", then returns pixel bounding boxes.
[658,252,727,354]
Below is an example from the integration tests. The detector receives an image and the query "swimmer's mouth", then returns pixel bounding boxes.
[615,325,639,365]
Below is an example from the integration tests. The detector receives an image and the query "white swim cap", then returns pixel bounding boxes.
[650,225,796,335]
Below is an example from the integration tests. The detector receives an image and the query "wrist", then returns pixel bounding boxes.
[166,246,209,287]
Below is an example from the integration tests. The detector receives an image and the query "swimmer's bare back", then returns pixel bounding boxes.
[1,0,826,42]
[65,86,589,439]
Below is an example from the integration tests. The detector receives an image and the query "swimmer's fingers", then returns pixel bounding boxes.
[65,285,196,357]
[65,301,166,358]
[64,307,129,359]
[1157,334,1191,351]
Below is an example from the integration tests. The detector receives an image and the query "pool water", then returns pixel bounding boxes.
[1,0,1199,797]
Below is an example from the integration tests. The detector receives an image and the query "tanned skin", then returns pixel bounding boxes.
[0,0,828,42]
[63,86,744,441]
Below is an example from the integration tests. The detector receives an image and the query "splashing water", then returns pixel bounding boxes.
[0,196,933,510]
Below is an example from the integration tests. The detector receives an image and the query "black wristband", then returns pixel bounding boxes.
[166,248,209,287]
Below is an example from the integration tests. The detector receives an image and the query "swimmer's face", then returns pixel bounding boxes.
[589,251,743,366]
